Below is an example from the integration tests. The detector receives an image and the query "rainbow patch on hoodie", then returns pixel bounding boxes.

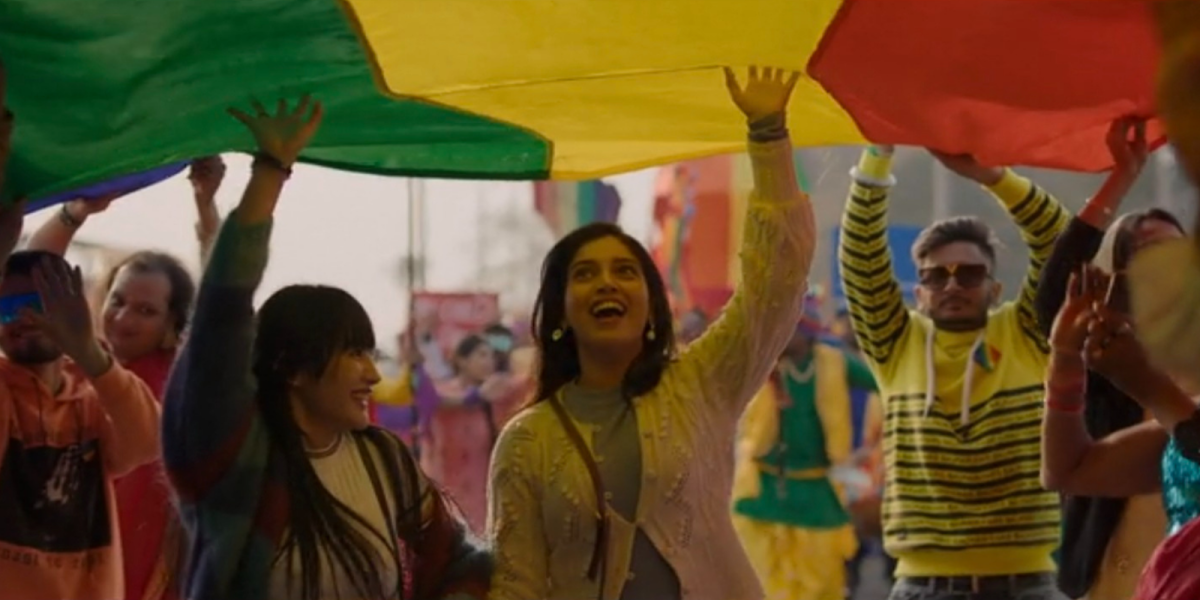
[973,343,1002,373]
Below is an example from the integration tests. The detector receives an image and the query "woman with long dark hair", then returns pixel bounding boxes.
[1036,118,1188,600]
[163,97,489,600]
[486,66,815,600]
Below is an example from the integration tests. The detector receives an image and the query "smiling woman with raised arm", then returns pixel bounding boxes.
[486,66,815,600]
[162,97,489,600]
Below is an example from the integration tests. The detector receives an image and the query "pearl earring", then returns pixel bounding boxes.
[646,327,656,342]
[552,328,564,341]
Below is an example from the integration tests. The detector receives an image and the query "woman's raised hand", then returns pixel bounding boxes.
[723,66,801,123]
[228,96,323,167]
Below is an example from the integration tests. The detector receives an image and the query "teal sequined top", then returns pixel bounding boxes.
[1161,438,1200,534]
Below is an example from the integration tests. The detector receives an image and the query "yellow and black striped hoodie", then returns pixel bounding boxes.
[838,149,1068,577]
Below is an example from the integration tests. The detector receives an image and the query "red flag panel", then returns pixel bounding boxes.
[810,0,1165,172]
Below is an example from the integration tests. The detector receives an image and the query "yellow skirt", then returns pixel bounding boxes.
[733,515,859,600]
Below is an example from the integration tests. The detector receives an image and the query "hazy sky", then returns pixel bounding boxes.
[23,155,659,348]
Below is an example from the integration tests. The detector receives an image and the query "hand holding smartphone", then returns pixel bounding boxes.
[0,291,42,324]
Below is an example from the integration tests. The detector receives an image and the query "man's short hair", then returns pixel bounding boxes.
[911,216,999,266]
[4,250,68,279]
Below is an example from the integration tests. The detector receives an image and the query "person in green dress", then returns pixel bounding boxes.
[732,296,878,600]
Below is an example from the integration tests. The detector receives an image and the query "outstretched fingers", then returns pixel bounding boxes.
[723,67,740,95]
[226,106,254,127]
[784,70,801,93]
[301,101,325,137]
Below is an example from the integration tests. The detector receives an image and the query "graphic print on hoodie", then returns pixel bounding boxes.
[0,358,160,600]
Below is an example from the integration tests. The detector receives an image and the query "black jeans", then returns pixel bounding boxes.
[889,573,1065,600]
[847,540,897,597]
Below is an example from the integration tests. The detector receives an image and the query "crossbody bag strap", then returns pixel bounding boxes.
[546,393,609,593]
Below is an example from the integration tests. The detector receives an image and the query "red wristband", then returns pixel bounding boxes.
[1047,379,1086,395]
[1046,396,1085,415]
[1046,367,1086,390]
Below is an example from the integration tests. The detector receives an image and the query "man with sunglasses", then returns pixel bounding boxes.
[838,145,1069,600]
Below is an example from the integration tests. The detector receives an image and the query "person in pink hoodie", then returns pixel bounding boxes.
[25,157,222,600]
[0,57,160,600]
[0,252,162,600]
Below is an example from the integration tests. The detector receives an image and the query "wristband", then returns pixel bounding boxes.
[867,145,894,158]
[1046,396,1085,415]
[849,166,897,188]
[1045,373,1086,414]
[58,203,83,228]
[748,113,788,143]
[1046,377,1086,396]
[252,152,293,178]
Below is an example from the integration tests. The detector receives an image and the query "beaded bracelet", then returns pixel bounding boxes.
[252,152,292,178]
[748,113,788,143]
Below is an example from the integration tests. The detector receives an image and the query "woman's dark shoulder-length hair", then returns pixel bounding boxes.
[529,222,675,404]
[1110,208,1186,271]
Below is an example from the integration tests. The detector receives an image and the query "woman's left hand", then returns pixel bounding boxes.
[1107,117,1149,181]
[1050,267,1102,358]
[723,66,801,122]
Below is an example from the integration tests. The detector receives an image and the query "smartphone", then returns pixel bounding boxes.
[0,292,43,324]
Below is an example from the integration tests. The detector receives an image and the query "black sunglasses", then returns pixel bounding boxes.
[918,263,991,291]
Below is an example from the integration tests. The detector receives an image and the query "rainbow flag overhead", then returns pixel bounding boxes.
[1,0,1164,201]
